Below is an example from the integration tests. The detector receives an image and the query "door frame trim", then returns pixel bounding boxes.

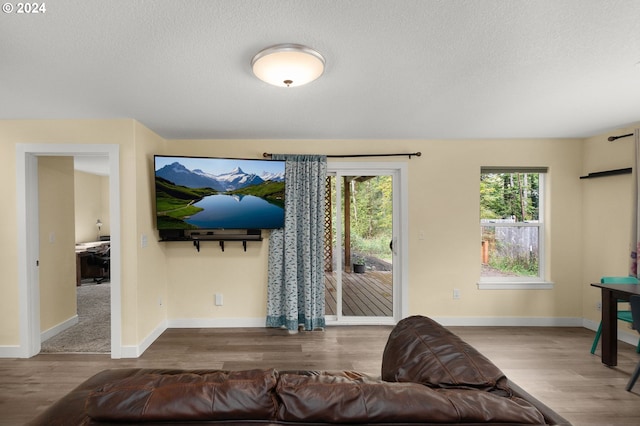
[326,161,408,324]
[16,144,121,358]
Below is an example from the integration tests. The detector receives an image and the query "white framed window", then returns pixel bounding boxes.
[478,167,553,289]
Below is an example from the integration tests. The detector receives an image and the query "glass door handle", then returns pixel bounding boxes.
[390,238,398,255]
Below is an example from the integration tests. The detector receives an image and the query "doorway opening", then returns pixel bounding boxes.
[325,162,407,325]
[39,155,112,354]
[16,143,121,358]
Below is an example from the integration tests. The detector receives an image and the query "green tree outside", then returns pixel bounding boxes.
[481,173,540,276]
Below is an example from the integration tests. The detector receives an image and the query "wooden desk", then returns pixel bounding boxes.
[590,282,640,366]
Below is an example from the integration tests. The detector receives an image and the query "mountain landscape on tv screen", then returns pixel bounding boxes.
[156,161,284,192]
[155,160,285,230]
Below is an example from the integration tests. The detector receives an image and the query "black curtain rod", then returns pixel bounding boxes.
[580,167,632,179]
[263,152,421,159]
[608,133,633,141]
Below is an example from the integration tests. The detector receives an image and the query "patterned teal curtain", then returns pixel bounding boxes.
[630,130,640,277]
[266,154,327,331]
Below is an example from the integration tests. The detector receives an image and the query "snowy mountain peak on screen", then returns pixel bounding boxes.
[156,162,225,191]
[217,166,244,178]
[157,162,283,191]
[260,171,285,182]
[215,167,265,190]
[192,168,215,178]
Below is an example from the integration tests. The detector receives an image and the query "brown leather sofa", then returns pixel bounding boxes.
[28,316,571,425]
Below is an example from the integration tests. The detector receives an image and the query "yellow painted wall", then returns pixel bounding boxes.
[581,126,636,327]
[101,176,110,238]
[0,131,19,344]
[1,118,638,353]
[409,138,583,319]
[132,121,168,341]
[74,171,109,243]
[164,235,271,320]
[0,119,144,347]
[158,139,283,320]
[38,157,77,333]
[162,138,584,321]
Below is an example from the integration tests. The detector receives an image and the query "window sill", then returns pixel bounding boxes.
[477,281,554,290]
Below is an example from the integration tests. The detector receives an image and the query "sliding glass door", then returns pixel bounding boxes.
[325,163,407,324]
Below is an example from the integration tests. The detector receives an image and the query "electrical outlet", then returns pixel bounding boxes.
[596,302,602,311]
[453,289,461,300]
[215,293,223,306]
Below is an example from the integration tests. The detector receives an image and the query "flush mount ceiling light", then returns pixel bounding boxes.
[251,43,325,88]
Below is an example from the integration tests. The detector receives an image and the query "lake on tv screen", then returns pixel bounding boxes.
[185,194,284,229]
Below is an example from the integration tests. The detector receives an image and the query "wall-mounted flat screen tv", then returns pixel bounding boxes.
[154,155,286,230]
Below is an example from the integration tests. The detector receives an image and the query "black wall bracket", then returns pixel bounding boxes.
[160,229,263,252]
[580,168,632,179]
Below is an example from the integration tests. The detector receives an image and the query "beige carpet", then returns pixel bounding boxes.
[40,282,110,353]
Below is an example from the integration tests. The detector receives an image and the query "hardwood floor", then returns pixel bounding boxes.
[1,325,640,425]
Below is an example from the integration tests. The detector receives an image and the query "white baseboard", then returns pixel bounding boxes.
[103,316,640,360]
[583,318,639,348]
[120,320,167,358]
[616,329,638,348]
[0,316,79,358]
[0,345,25,358]
[168,317,266,328]
[325,317,396,326]
[120,318,266,359]
[432,316,583,327]
[41,315,78,342]
[583,318,599,332]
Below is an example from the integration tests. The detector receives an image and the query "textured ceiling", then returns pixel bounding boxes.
[1,0,639,140]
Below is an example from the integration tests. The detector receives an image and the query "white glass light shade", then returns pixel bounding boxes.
[251,44,325,87]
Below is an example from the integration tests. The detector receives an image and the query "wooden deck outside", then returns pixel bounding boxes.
[324,270,393,316]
